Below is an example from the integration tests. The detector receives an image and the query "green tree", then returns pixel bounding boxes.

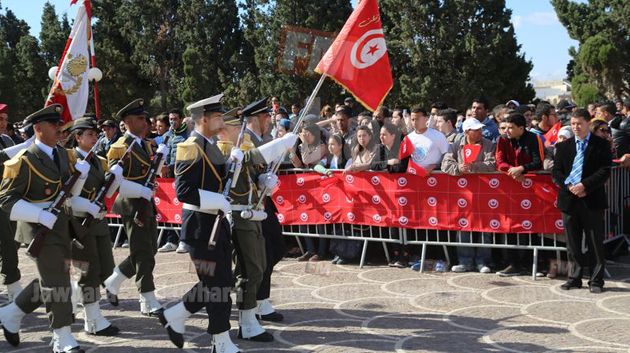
[13,35,48,118]
[552,0,629,100]
[380,0,534,110]
[91,0,154,118]
[176,0,243,107]
[40,1,70,68]
[180,47,203,104]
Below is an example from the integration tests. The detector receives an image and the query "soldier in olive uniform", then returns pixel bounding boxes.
[157,94,241,353]
[0,104,36,301]
[242,98,288,322]
[103,99,168,316]
[0,104,91,353]
[65,118,121,336]
[218,98,296,342]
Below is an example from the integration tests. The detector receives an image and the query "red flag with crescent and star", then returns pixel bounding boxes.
[315,0,393,111]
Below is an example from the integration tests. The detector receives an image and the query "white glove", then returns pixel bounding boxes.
[258,133,299,164]
[106,164,124,198]
[140,186,153,201]
[109,164,123,178]
[258,172,278,190]
[156,143,169,157]
[3,136,34,159]
[71,196,101,218]
[74,160,90,179]
[119,180,153,201]
[230,147,244,164]
[38,210,57,230]
[198,190,231,214]
[281,133,298,149]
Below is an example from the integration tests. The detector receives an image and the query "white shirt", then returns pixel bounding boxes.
[76,147,89,158]
[406,128,449,168]
[35,139,55,161]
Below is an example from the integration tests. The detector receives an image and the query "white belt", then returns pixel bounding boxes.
[31,200,71,209]
[182,203,218,215]
[231,205,251,211]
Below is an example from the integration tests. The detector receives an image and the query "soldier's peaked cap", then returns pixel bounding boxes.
[70,117,99,132]
[186,94,226,115]
[241,97,270,117]
[223,107,242,126]
[116,98,148,120]
[23,104,64,126]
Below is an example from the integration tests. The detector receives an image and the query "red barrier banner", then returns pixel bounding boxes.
[272,172,565,234]
[106,178,182,224]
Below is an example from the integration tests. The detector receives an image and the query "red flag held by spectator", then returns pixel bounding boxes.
[463,144,482,164]
[544,122,562,147]
[398,135,414,160]
[315,0,393,111]
[407,158,428,177]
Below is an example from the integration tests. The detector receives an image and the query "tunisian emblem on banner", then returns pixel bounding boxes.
[45,2,91,123]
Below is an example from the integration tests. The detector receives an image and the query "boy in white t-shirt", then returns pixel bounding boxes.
[407,108,449,172]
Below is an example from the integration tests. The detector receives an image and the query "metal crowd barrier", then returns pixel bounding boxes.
[105,167,629,280]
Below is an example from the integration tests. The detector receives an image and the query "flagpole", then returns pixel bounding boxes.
[88,14,100,119]
[253,74,327,209]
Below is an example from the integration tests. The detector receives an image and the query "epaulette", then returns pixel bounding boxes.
[98,156,108,171]
[66,149,78,166]
[240,134,255,152]
[107,138,128,161]
[217,140,234,157]
[175,137,199,162]
[2,149,27,179]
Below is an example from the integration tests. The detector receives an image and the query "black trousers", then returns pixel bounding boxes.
[0,211,19,285]
[181,220,232,334]
[562,203,606,288]
[257,197,287,301]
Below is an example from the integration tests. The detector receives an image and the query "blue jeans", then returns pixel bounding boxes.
[456,231,492,269]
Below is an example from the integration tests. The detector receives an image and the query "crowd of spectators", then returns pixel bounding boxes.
[3,94,628,275]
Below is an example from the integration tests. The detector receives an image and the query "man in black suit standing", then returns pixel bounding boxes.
[552,108,612,293]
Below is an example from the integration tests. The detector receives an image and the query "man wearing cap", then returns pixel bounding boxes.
[0,104,36,303]
[240,98,292,324]
[0,104,91,352]
[103,99,169,317]
[441,118,496,273]
[65,117,122,336]
[245,99,273,145]
[96,119,121,157]
[221,97,297,342]
[157,94,242,352]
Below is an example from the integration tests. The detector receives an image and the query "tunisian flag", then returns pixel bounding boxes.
[315,0,393,111]
[45,1,92,124]
[544,121,562,147]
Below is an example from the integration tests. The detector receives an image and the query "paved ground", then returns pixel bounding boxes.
[3,248,630,352]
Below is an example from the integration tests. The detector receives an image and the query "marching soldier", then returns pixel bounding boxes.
[0,104,91,352]
[65,117,121,336]
[242,98,287,322]
[219,98,296,342]
[158,94,241,353]
[0,104,35,301]
[103,99,168,317]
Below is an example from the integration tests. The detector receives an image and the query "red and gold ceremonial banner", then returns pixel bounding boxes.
[106,173,564,234]
[272,172,564,234]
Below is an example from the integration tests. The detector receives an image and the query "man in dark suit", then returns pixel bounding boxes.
[552,108,612,293]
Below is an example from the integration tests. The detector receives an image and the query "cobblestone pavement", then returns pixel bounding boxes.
[2,248,630,352]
